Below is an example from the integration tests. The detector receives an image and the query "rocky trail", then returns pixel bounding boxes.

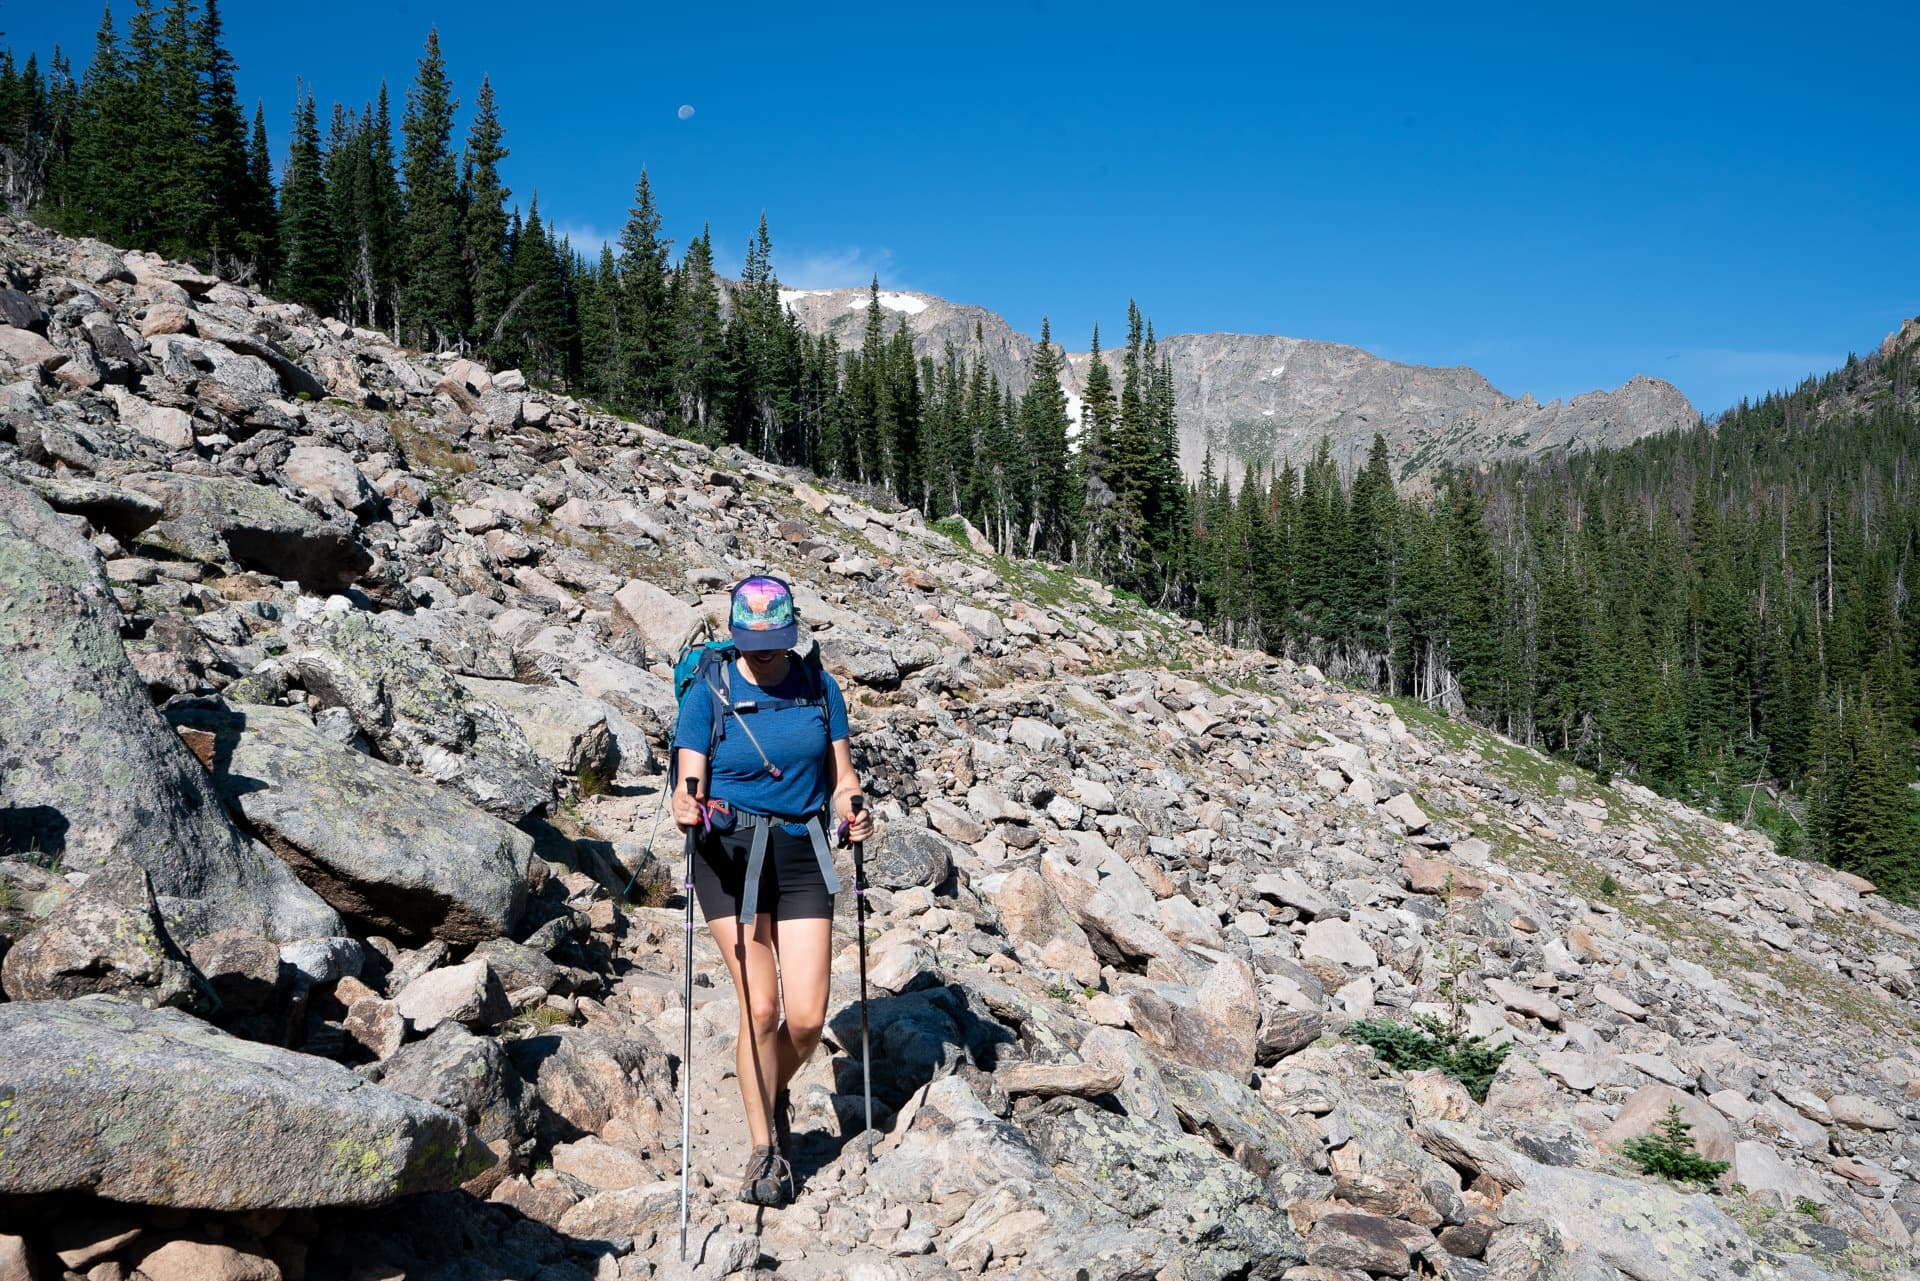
[1,214,1918,1281]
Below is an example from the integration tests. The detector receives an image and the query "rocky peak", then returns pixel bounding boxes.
[771,285,1699,483]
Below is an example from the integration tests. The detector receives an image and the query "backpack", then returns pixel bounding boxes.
[666,620,828,791]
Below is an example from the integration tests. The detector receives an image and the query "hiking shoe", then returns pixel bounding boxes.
[736,1144,788,1207]
[773,1089,795,1156]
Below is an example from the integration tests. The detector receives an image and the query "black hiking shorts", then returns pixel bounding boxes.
[693,823,835,923]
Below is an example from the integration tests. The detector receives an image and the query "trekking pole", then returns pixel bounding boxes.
[849,794,875,1163]
[678,776,699,1262]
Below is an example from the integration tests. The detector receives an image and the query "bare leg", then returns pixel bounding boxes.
[707,912,780,1149]
[769,915,835,1091]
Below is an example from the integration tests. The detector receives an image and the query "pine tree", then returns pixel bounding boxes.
[462,75,511,355]
[238,100,276,280]
[194,0,250,270]
[614,168,672,411]
[669,226,725,436]
[1021,316,1074,556]
[277,85,338,313]
[398,28,465,349]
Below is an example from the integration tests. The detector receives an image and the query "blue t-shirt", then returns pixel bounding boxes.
[673,655,850,822]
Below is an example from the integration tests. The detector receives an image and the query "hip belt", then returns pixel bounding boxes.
[727,809,841,924]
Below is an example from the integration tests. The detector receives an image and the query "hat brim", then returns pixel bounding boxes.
[731,623,797,653]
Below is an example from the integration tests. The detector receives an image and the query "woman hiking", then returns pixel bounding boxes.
[671,575,874,1207]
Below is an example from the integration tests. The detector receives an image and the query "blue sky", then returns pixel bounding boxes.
[13,1,1917,416]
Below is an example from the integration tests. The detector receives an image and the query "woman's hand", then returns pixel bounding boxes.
[839,793,875,843]
[672,780,706,831]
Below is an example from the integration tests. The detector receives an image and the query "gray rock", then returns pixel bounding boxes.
[458,676,616,778]
[292,610,553,820]
[815,628,904,689]
[609,578,701,662]
[0,996,489,1206]
[1300,917,1378,969]
[124,472,372,591]
[185,927,285,1017]
[861,822,957,891]
[1306,1211,1414,1276]
[1256,1006,1326,1066]
[0,862,201,1008]
[372,607,517,680]
[165,702,532,944]
[370,1021,535,1153]
[20,475,164,541]
[1826,1092,1899,1131]
[1129,957,1260,1076]
[1498,1157,1763,1279]
[505,1027,677,1147]
[393,959,510,1032]
[283,444,380,517]
[278,935,365,985]
[1730,1140,1830,1210]
[0,477,340,942]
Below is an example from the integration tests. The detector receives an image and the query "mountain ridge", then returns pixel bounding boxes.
[771,284,1699,481]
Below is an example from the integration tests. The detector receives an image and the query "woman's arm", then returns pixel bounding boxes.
[827,738,874,841]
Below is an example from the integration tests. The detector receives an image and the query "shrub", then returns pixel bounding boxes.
[1621,1105,1730,1185]
[1346,1014,1511,1103]
[575,761,613,799]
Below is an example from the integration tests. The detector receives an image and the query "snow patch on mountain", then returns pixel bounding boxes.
[839,290,930,316]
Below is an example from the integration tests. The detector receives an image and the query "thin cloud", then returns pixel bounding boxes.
[549,221,616,259]
[777,246,902,291]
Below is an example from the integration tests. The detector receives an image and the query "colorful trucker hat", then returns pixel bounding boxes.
[729,575,799,651]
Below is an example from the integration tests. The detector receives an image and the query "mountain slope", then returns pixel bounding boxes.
[0,221,1913,1279]
[773,285,1698,481]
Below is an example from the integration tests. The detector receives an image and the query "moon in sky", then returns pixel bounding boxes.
[677,105,695,120]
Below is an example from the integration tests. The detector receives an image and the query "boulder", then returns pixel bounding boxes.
[185,928,286,1018]
[0,324,66,371]
[393,959,510,1033]
[458,676,617,778]
[0,997,489,1206]
[21,475,164,542]
[291,610,553,820]
[134,1240,280,1281]
[505,1027,677,1146]
[283,445,380,518]
[1827,1093,1899,1130]
[610,578,703,662]
[1305,1211,1414,1276]
[1300,917,1379,970]
[369,1022,535,1156]
[0,862,201,1008]
[165,703,532,944]
[1130,957,1260,1076]
[1498,1156,1760,1277]
[0,478,340,943]
[1256,1007,1326,1066]
[124,472,372,591]
[860,823,956,891]
[1600,1085,1735,1164]
[815,628,902,689]
[1730,1140,1830,1209]
[373,608,517,680]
